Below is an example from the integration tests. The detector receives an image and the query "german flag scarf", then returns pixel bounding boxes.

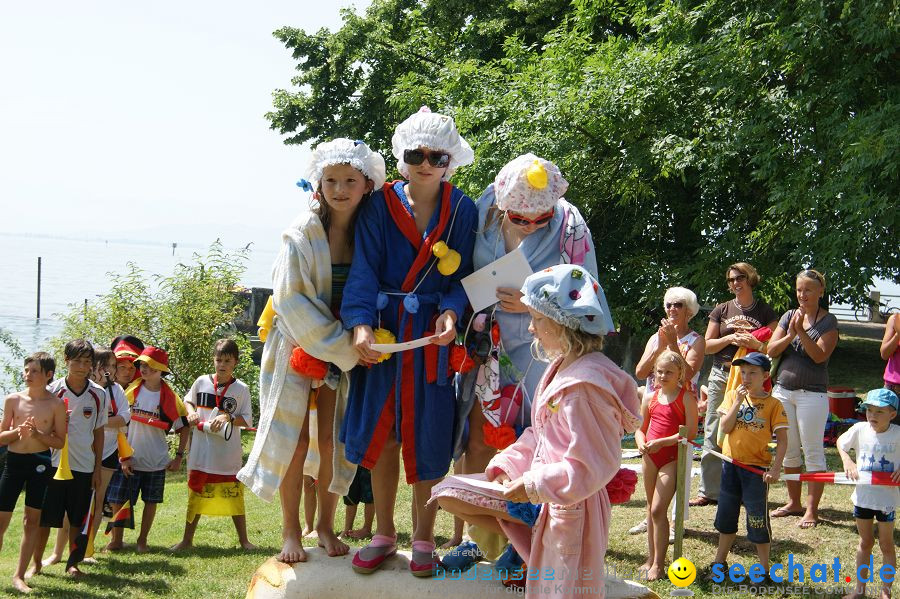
[124,378,187,431]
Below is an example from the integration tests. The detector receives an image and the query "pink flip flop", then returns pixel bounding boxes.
[351,534,397,574]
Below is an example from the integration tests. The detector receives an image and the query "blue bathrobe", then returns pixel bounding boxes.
[340,181,477,483]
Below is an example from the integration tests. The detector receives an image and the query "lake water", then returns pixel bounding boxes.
[0,233,278,375]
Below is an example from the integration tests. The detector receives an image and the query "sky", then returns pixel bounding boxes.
[0,1,370,251]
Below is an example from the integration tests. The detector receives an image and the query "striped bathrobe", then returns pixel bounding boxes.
[238,212,359,501]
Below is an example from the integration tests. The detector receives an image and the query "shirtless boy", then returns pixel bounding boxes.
[0,353,66,593]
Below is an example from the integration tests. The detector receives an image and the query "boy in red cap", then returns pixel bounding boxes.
[111,336,144,388]
[105,346,189,552]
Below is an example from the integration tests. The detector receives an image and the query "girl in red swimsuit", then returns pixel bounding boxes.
[635,350,698,581]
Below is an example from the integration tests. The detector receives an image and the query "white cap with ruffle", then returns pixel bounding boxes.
[298,138,386,191]
[494,153,568,214]
[391,106,474,179]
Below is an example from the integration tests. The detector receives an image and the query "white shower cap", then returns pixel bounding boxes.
[494,153,568,214]
[391,106,474,179]
[299,138,386,191]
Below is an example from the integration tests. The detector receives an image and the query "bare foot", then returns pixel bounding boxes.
[317,528,350,556]
[169,541,192,552]
[277,537,308,564]
[798,518,820,529]
[347,528,373,540]
[23,565,40,580]
[240,540,258,550]
[301,526,317,538]
[104,541,124,552]
[81,557,99,565]
[65,566,85,579]
[136,541,149,553]
[40,554,61,567]
[439,535,463,550]
[11,577,33,594]
[638,559,653,573]
[645,565,663,582]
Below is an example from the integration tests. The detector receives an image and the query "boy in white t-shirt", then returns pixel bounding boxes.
[33,340,108,578]
[837,388,900,599]
[105,346,189,553]
[171,339,255,551]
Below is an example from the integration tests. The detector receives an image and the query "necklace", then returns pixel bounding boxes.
[733,297,758,312]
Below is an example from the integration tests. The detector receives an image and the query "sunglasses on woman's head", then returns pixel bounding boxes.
[506,208,555,227]
[727,274,747,284]
[403,149,451,168]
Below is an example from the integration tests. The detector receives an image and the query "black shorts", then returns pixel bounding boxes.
[343,466,374,506]
[40,470,94,529]
[101,450,120,470]
[0,451,52,511]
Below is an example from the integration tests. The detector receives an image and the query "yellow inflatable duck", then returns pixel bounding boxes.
[432,241,461,276]
[257,296,276,342]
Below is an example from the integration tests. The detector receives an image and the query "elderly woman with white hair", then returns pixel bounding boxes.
[635,287,706,393]
[628,287,706,538]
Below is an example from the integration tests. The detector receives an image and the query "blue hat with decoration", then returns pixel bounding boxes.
[519,264,614,335]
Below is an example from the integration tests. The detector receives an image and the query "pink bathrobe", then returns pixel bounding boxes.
[486,352,640,598]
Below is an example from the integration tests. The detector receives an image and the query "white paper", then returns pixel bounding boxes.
[461,248,534,313]
[370,335,436,354]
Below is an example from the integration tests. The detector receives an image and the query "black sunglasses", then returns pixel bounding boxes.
[404,149,451,168]
[665,302,684,309]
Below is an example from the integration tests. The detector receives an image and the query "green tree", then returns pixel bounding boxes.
[51,242,259,405]
[266,0,899,345]
[0,328,26,395]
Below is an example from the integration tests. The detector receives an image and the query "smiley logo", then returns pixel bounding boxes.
[668,557,696,588]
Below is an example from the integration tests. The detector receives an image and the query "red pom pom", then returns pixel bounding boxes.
[606,468,638,504]
[289,347,329,380]
[449,345,476,374]
[483,422,517,450]
[491,322,501,345]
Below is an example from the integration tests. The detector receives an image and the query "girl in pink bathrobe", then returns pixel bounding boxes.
[432,264,641,598]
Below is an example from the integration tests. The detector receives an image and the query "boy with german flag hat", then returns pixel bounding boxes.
[105,346,189,553]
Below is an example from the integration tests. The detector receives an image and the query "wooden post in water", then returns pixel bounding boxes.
[673,424,687,560]
[36,257,42,319]
[172,242,177,256]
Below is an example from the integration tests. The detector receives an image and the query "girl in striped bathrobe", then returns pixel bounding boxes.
[238,139,386,563]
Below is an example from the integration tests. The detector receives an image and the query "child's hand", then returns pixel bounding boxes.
[763,466,781,484]
[636,439,646,454]
[92,469,102,492]
[644,439,660,454]
[17,421,33,440]
[120,458,133,476]
[501,477,529,503]
[185,412,200,427]
[167,455,183,472]
[209,414,231,432]
[431,311,457,346]
[843,461,859,481]
[353,325,381,364]
[736,384,749,401]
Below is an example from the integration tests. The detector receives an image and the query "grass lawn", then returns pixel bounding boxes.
[0,335,892,598]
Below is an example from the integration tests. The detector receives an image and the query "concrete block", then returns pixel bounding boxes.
[246,548,659,599]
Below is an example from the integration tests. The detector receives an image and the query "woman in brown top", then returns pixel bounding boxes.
[691,262,778,507]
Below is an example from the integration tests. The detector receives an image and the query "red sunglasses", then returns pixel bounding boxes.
[506,208,555,226]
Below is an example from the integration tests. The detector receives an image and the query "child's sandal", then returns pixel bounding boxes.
[351,534,397,574]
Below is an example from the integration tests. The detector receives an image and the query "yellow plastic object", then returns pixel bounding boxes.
[432,241,461,275]
[54,436,74,481]
[117,430,134,460]
[257,296,276,342]
[373,328,396,363]
[526,159,548,189]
